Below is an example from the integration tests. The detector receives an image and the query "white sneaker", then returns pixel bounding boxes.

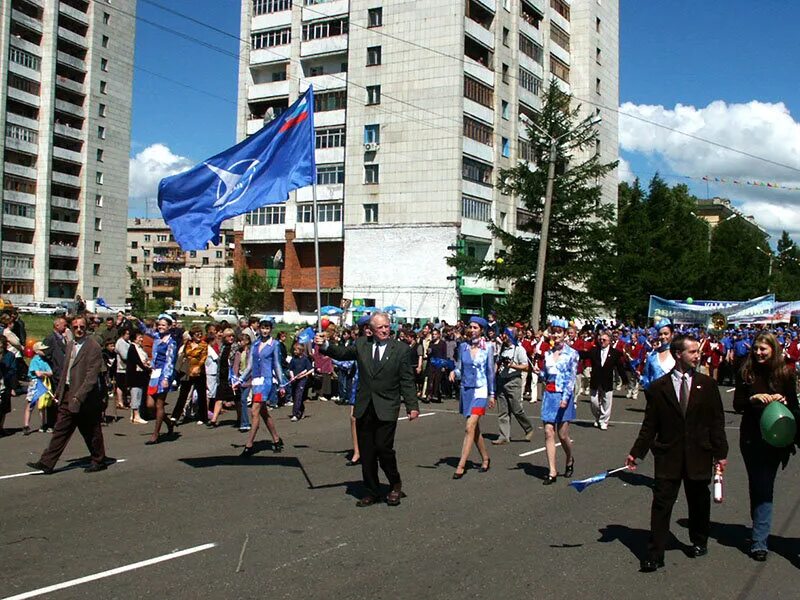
[615,383,623,391]
[318,396,329,402]
[593,420,599,428]
[290,416,299,422]
[133,417,148,424]
[331,396,339,402]
[625,391,633,399]
[599,423,608,430]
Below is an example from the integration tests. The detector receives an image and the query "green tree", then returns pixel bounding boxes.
[128,267,146,315]
[449,82,617,324]
[707,217,770,299]
[772,230,800,300]
[213,268,272,317]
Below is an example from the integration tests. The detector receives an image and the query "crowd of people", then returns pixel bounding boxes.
[2,307,799,568]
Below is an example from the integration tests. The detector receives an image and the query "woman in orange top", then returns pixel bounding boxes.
[170,326,209,424]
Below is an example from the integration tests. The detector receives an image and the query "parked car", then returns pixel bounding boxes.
[171,306,205,318]
[18,302,62,316]
[211,307,242,323]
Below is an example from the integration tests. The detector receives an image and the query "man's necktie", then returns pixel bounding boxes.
[679,373,690,416]
[373,343,381,368]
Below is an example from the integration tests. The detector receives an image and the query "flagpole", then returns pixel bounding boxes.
[312,182,322,329]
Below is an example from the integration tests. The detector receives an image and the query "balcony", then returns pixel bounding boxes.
[464,98,494,126]
[6,113,38,131]
[7,87,40,108]
[51,171,81,188]
[50,220,80,234]
[56,51,86,72]
[314,109,345,128]
[297,184,343,202]
[3,214,35,230]
[519,17,543,45]
[2,241,34,255]
[550,41,570,66]
[150,285,176,294]
[11,9,43,34]
[58,26,87,48]
[58,2,89,26]
[50,269,79,282]
[464,56,494,88]
[475,0,496,12]
[54,122,83,140]
[54,98,85,118]
[55,74,85,94]
[2,266,35,280]
[251,46,291,65]
[152,270,182,279]
[153,253,185,264]
[550,9,571,34]
[152,239,180,250]
[52,146,82,164]
[314,147,345,165]
[295,220,343,241]
[300,36,348,58]
[463,137,494,164]
[247,118,265,136]
[300,72,346,93]
[301,0,348,20]
[4,190,36,205]
[465,17,495,50]
[49,244,79,258]
[463,180,493,202]
[4,136,38,155]
[518,86,541,112]
[4,162,37,180]
[247,80,291,101]
[252,11,292,30]
[51,195,80,211]
[242,223,286,243]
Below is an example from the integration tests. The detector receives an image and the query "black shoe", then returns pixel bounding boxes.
[356,495,379,507]
[749,549,768,562]
[84,462,108,473]
[273,438,284,453]
[23,426,32,436]
[240,445,255,458]
[479,459,491,473]
[345,458,360,466]
[689,545,708,558]
[26,461,54,475]
[452,470,465,480]
[166,418,175,435]
[144,437,159,446]
[542,474,557,485]
[564,460,575,478]
[639,558,665,573]
[206,421,218,428]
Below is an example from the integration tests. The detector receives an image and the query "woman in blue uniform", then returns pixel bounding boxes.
[140,314,177,445]
[640,320,675,391]
[536,319,579,485]
[449,316,495,479]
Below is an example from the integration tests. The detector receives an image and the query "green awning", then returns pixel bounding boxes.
[459,287,506,296]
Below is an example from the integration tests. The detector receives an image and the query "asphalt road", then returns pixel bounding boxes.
[2,387,799,600]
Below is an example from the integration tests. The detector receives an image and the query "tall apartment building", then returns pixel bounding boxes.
[127,218,235,302]
[0,0,134,305]
[236,0,618,323]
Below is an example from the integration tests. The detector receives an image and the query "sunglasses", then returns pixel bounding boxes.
[73,325,86,330]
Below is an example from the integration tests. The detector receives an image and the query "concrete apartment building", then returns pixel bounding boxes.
[0,0,135,305]
[236,0,618,323]
[127,217,235,304]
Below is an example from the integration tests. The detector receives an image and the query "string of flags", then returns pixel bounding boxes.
[687,175,800,192]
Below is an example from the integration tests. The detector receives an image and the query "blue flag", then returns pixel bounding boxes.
[569,466,629,492]
[158,87,316,251]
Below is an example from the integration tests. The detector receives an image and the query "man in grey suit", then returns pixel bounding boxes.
[28,316,109,474]
[316,312,419,507]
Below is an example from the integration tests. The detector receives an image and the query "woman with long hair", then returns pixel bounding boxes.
[733,332,799,561]
[641,320,675,390]
[126,330,151,424]
[535,319,579,485]
[449,316,495,479]
[141,314,177,444]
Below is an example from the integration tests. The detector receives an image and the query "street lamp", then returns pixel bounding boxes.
[754,245,774,290]
[519,112,601,329]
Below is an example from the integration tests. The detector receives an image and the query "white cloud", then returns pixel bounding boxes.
[618,156,636,184]
[128,143,194,202]
[618,100,800,239]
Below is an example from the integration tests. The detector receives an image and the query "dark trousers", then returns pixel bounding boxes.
[40,399,106,470]
[356,401,400,496]
[291,379,308,418]
[648,477,711,559]
[426,367,443,401]
[172,376,207,422]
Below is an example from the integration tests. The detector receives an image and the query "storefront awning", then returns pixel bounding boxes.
[459,287,506,296]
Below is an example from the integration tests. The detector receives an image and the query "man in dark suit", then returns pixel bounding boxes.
[316,312,419,507]
[588,331,624,430]
[625,334,728,572]
[42,317,69,429]
[28,316,109,475]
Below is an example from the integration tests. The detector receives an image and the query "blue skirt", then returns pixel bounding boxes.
[540,390,576,423]
[460,387,488,417]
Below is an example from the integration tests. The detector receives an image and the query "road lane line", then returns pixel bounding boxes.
[398,412,436,421]
[519,443,560,457]
[0,459,127,481]
[2,543,216,600]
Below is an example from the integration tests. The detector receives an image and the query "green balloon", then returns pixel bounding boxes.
[760,402,797,448]
[686,297,694,304]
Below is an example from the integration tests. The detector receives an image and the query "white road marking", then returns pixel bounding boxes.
[2,543,216,600]
[519,443,561,457]
[0,459,127,481]
[398,412,436,421]
[273,542,348,571]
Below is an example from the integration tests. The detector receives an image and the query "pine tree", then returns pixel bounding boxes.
[772,231,800,300]
[707,218,770,299]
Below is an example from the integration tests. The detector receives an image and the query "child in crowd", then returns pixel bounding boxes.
[23,342,52,435]
[288,342,312,422]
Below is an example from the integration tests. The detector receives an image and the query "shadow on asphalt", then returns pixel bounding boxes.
[512,461,550,480]
[618,471,654,488]
[597,524,683,561]
[676,519,800,568]
[626,408,646,413]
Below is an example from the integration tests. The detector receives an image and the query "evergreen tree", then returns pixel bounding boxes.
[772,230,800,300]
[128,267,146,315]
[706,217,770,299]
[449,83,617,324]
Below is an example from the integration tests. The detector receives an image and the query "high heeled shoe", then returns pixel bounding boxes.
[543,474,557,485]
[479,459,491,473]
[240,445,255,458]
[452,468,466,480]
[564,460,575,478]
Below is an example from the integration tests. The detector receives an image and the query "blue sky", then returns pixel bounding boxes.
[129,0,800,237]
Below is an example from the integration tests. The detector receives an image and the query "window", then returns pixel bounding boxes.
[216,251,223,259]
[501,100,509,119]
[96,172,104,184]
[95,218,102,231]
[314,90,347,112]
[297,204,314,223]
[131,241,138,249]
[202,257,209,265]
[368,7,383,27]
[502,64,510,84]
[3,176,36,194]
[101,35,109,48]
[364,164,379,184]
[195,287,200,295]
[8,74,40,95]
[517,208,534,229]
[550,0,570,20]
[462,157,493,185]
[367,46,382,66]
[550,24,570,51]
[95,194,104,207]
[463,76,493,108]
[596,47,602,65]
[156,234,167,242]
[302,18,348,41]
[3,201,35,218]
[366,85,381,105]
[519,67,542,94]
[5,124,38,144]
[502,137,510,158]
[9,47,41,71]
[502,27,509,46]
[94,241,101,254]
[99,103,107,117]
[317,202,342,222]
[246,205,286,225]
[272,70,287,81]
[317,163,345,185]
[315,126,345,149]
[364,203,378,223]
[251,27,291,49]
[518,138,535,163]
[189,250,196,257]
[596,77,601,95]
[596,17,601,33]
[519,34,543,64]
[253,0,291,15]
[364,124,380,144]
[98,126,106,139]
[130,256,137,264]
[96,149,104,162]
[100,58,108,72]
[188,287,193,296]
[550,55,570,83]
[100,80,107,94]
[461,196,491,222]
[143,234,150,242]
[463,116,493,146]
[103,12,110,25]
